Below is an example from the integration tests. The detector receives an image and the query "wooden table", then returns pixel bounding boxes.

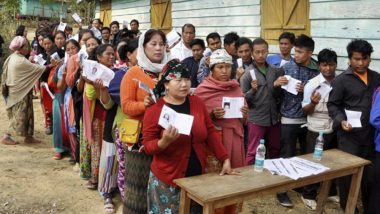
[174,149,370,214]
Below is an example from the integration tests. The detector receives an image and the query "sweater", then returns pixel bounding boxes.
[142,95,229,186]
[239,62,284,126]
[120,65,157,120]
[370,87,380,152]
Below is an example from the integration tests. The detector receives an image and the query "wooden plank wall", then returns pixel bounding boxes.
[171,0,261,41]
[309,0,380,71]
[96,0,151,31]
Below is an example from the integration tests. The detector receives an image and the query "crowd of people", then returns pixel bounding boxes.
[1,17,380,214]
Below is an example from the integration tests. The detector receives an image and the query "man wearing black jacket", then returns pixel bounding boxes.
[327,39,380,213]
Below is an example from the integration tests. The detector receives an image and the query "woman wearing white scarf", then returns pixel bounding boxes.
[1,36,47,145]
[119,29,168,214]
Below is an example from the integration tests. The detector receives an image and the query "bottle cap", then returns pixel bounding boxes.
[260,139,265,144]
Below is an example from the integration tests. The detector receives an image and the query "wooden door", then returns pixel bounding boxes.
[100,0,112,27]
[151,0,172,33]
[261,0,310,44]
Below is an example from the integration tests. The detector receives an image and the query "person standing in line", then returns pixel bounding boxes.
[328,39,380,213]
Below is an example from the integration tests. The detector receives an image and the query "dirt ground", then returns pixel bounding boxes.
[0,99,345,214]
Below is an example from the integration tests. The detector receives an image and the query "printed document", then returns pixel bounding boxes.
[158,105,194,135]
[345,109,362,128]
[222,97,244,119]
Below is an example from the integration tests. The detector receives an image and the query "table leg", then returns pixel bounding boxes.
[203,203,215,214]
[316,179,332,214]
[346,166,364,213]
[179,189,190,214]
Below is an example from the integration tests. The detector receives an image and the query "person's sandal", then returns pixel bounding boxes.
[86,181,97,190]
[1,136,19,145]
[53,152,62,160]
[104,198,115,213]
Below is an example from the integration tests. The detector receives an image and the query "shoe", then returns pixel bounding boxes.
[73,163,80,172]
[276,192,293,207]
[327,195,340,204]
[45,127,52,135]
[301,196,317,210]
[53,152,62,160]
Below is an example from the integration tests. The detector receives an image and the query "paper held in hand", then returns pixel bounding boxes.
[281,75,301,95]
[90,27,102,39]
[34,54,46,65]
[166,29,181,48]
[222,97,244,119]
[78,45,88,64]
[137,80,157,103]
[57,22,67,32]
[72,13,82,23]
[345,109,362,128]
[82,60,115,87]
[249,69,256,80]
[315,82,332,99]
[237,58,243,68]
[158,105,194,136]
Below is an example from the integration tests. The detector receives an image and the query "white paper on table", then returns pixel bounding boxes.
[78,45,88,64]
[166,29,181,48]
[289,157,330,175]
[281,75,301,95]
[90,27,102,39]
[158,105,194,135]
[57,22,67,32]
[34,54,46,65]
[222,97,244,119]
[264,159,282,175]
[237,58,243,68]
[315,82,332,99]
[72,13,82,23]
[249,69,256,80]
[345,109,362,128]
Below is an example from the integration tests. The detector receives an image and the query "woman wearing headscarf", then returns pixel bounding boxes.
[195,49,248,214]
[143,59,238,213]
[119,29,168,214]
[1,36,49,145]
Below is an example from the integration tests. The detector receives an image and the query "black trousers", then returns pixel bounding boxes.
[368,152,380,214]
[337,139,375,213]
[280,124,307,158]
[302,130,338,199]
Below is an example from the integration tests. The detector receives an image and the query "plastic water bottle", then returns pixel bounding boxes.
[313,132,324,161]
[254,139,266,172]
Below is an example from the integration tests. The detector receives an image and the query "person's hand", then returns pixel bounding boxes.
[205,57,210,67]
[310,91,321,105]
[212,107,225,119]
[236,67,245,81]
[241,105,248,119]
[296,83,304,93]
[341,120,353,132]
[62,66,67,78]
[251,80,258,91]
[161,125,180,147]
[219,159,241,176]
[144,95,155,107]
[274,76,288,87]
[93,79,105,90]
